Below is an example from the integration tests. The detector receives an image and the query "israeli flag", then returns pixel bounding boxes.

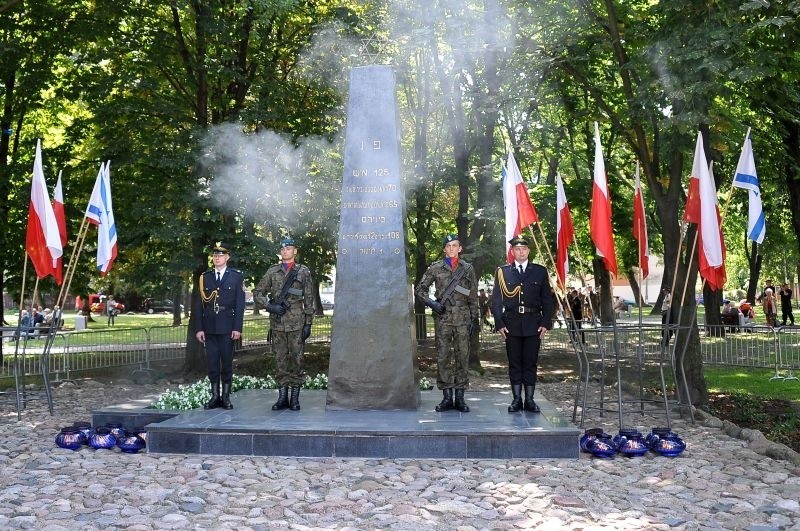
[732,131,766,244]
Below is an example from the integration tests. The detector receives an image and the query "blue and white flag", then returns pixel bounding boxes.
[732,130,765,244]
[84,161,118,275]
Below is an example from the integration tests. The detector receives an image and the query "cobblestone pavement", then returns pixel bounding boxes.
[2,359,800,530]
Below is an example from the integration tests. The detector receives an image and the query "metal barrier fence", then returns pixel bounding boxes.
[4,316,800,383]
[547,322,800,380]
[698,324,799,380]
[1,316,306,382]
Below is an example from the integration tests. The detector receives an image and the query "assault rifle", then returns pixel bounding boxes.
[266,265,299,322]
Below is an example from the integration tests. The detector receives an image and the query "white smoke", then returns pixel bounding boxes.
[200,123,343,232]
[200,0,523,223]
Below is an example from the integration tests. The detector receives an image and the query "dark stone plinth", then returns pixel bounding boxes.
[327,65,418,410]
[94,390,580,459]
[91,393,178,428]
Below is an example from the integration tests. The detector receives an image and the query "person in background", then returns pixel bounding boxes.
[721,299,741,331]
[758,279,776,303]
[106,296,118,326]
[739,299,755,321]
[613,296,626,319]
[567,288,584,344]
[17,309,32,338]
[660,287,672,344]
[779,283,794,326]
[32,307,45,332]
[478,288,492,331]
[194,242,246,410]
[762,288,778,328]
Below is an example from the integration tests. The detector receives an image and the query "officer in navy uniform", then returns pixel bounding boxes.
[491,236,554,413]
[194,242,246,410]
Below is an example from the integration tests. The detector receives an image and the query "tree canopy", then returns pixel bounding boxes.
[3,0,799,391]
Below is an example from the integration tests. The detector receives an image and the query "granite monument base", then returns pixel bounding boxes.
[93,390,580,459]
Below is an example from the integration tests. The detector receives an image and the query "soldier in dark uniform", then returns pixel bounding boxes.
[253,238,315,411]
[194,242,246,410]
[415,234,479,412]
[491,236,554,413]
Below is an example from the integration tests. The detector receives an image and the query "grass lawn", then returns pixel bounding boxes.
[703,366,800,401]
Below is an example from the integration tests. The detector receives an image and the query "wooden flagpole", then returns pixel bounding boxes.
[56,216,89,309]
[19,253,29,313]
[58,218,91,311]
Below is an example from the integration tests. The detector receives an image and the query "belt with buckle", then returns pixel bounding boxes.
[517,306,537,314]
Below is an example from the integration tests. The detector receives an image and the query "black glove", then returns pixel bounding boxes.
[301,324,312,342]
[426,298,445,315]
[266,302,287,316]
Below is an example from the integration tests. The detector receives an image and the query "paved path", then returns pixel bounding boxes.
[2,367,800,529]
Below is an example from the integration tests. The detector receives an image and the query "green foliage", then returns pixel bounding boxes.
[4,0,800,354]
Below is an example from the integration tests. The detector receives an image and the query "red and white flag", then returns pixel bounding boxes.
[25,139,63,281]
[52,170,67,285]
[691,132,726,291]
[683,163,701,224]
[632,162,649,279]
[589,122,617,276]
[555,173,575,290]
[85,161,118,276]
[502,151,538,263]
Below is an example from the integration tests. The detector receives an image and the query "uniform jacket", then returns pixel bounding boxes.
[193,268,246,335]
[491,262,554,336]
[415,259,479,324]
[254,263,315,332]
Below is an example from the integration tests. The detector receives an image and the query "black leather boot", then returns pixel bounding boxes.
[221,382,233,410]
[435,388,454,412]
[204,381,221,410]
[508,384,523,413]
[272,386,289,411]
[454,388,470,413]
[523,385,540,413]
[289,386,301,411]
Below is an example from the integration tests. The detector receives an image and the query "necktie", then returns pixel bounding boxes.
[216,272,221,283]
[518,265,524,275]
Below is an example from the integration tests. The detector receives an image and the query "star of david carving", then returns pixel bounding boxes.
[360,33,390,63]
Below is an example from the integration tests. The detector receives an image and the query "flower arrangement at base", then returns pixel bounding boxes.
[304,373,328,390]
[418,377,434,391]
[153,373,332,410]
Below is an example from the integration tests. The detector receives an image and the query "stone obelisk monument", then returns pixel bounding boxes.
[326,65,419,410]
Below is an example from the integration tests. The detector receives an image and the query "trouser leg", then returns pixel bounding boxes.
[274,330,305,387]
[434,321,454,389]
[452,324,470,389]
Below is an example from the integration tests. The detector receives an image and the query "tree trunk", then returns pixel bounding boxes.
[783,119,800,259]
[0,67,15,331]
[592,258,614,325]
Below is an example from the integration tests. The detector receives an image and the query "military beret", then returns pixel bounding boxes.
[442,233,460,245]
[280,238,296,248]
[211,241,231,254]
[508,236,529,247]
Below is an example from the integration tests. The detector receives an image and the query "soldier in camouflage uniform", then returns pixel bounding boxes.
[253,238,315,411]
[415,234,479,412]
